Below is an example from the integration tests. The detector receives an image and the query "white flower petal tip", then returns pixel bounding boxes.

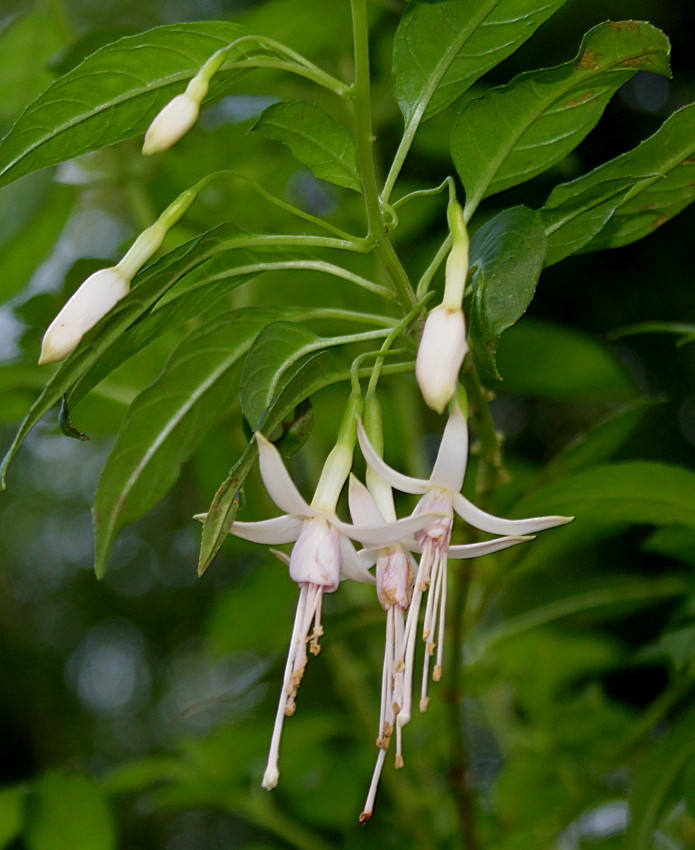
[356,419,429,496]
[261,766,279,790]
[142,93,200,155]
[415,304,468,414]
[39,267,129,364]
[269,548,291,566]
[192,513,206,523]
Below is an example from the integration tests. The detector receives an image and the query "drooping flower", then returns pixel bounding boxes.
[349,473,531,822]
[200,432,441,791]
[358,401,573,722]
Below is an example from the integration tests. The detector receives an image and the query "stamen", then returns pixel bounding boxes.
[360,748,386,824]
[262,583,325,790]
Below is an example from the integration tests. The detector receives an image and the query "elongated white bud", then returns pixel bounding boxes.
[415,304,468,414]
[39,267,129,364]
[142,92,201,155]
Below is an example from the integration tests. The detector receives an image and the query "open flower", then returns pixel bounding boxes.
[358,401,573,721]
[203,432,441,791]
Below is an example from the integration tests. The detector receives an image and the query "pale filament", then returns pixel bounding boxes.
[262,582,325,790]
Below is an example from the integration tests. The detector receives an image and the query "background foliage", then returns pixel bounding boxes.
[0,0,694,848]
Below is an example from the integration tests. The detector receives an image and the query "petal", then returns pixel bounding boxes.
[339,536,376,583]
[332,512,442,546]
[453,492,574,535]
[229,515,303,544]
[269,547,291,566]
[256,433,318,517]
[348,474,385,526]
[357,418,429,496]
[446,535,533,559]
[430,401,468,493]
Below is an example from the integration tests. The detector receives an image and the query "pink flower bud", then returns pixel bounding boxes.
[39,267,129,364]
[415,304,468,414]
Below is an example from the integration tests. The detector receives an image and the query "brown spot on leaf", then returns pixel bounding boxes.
[577,49,601,70]
[606,20,641,31]
[565,90,598,108]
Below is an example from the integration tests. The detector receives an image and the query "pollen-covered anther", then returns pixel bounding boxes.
[433,665,443,682]
[395,754,405,769]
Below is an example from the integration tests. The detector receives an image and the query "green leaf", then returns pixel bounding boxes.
[541,102,695,258]
[467,207,547,382]
[611,320,695,347]
[68,243,305,409]
[0,225,293,486]
[252,100,360,191]
[494,318,636,400]
[541,176,639,265]
[539,400,655,483]
[511,462,695,577]
[624,705,695,849]
[392,0,569,126]
[0,21,250,189]
[240,321,327,430]
[0,5,64,125]
[25,772,115,850]
[93,307,287,577]
[452,21,671,209]
[0,785,23,849]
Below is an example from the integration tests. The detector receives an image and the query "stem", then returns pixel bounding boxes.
[350,0,419,314]
[445,562,480,850]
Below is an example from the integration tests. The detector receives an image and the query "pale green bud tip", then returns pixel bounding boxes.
[415,304,468,414]
[142,93,200,155]
[39,267,129,364]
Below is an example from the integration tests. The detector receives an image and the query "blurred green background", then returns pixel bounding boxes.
[0,0,694,847]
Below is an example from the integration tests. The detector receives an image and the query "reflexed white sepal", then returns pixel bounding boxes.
[39,266,129,364]
[142,93,200,155]
[415,304,468,414]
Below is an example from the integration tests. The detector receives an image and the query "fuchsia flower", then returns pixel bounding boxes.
[357,401,573,724]
[216,433,441,791]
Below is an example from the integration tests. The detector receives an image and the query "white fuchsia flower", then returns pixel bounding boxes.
[357,401,573,722]
[205,432,441,791]
[142,92,201,155]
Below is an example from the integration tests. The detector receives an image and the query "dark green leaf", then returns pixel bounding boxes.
[93,307,287,577]
[452,21,670,208]
[393,0,569,125]
[25,772,115,850]
[252,100,360,191]
[0,22,250,189]
[240,321,326,430]
[468,207,546,382]
[539,400,655,483]
[541,102,695,258]
[494,318,636,399]
[611,320,695,347]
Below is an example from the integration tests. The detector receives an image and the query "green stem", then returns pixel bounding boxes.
[350,0,419,314]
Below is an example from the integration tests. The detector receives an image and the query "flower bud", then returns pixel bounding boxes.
[415,304,468,414]
[39,267,129,364]
[376,546,412,610]
[142,92,200,155]
[289,518,341,591]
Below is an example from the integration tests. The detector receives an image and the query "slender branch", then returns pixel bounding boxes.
[350,0,419,314]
